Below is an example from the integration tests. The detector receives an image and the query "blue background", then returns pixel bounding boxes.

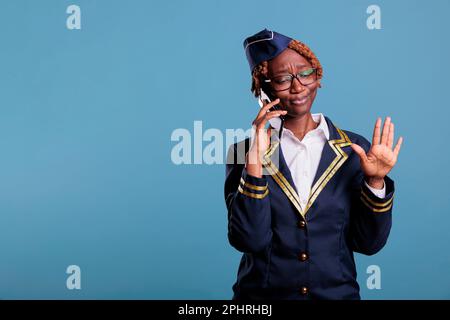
[0,0,449,299]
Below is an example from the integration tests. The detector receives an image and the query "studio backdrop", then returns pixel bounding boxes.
[0,0,449,299]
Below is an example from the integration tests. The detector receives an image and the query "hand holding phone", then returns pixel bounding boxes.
[246,95,287,177]
[258,90,285,127]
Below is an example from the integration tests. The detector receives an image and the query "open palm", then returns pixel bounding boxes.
[351,117,403,180]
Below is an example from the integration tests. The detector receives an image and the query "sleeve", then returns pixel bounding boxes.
[349,139,395,256]
[224,142,272,253]
[364,179,386,198]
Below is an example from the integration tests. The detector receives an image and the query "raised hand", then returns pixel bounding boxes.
[246,98,287,178]
[350,117,403,189]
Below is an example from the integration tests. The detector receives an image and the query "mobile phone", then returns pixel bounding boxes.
[258,90,285,128]
[258,90,280,110]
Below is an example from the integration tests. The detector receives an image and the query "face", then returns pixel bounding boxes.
[266,48,321,117]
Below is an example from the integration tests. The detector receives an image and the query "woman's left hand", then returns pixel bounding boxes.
[350,117,403,189]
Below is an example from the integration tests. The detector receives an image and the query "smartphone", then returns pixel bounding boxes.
[258,89,279,110]
[258,89,285,128]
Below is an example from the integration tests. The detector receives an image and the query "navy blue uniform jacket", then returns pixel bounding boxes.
[224,116,395,300]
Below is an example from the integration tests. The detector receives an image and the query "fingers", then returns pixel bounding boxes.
[373,116,394,147]
[372,117,381,145]
[253,108,287,130]
[350,143,368,163]
[388,122,394,149]
[265,110,287,121]
[380,116,391,146]
[393,136,403,157]
[258,111,287,130]
[256,98,281,120]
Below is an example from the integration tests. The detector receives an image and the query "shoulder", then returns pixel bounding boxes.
[323,115,371,151]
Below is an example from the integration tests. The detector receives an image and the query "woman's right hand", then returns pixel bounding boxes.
[246,98,287,178]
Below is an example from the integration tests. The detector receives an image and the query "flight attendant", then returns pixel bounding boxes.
[224,29,403,300]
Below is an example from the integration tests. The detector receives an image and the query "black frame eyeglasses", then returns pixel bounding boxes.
[264,68,318,92]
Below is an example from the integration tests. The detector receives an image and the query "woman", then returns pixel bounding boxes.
[224,29,403,300]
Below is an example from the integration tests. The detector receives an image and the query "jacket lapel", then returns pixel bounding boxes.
[305,116,352,215]
[263,116,352,220]
[262,139,305,220]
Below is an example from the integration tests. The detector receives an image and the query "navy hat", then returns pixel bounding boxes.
[243,28,293,73]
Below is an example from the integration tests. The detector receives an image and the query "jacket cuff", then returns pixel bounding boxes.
[238,168,269,199]
[364,179,386,198]
[360,175,395,213]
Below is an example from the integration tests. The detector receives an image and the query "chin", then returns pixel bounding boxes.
[286,102,312,117]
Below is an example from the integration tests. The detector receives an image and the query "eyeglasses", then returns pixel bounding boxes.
[264,68,317,91]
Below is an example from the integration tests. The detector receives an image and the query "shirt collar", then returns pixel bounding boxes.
[270,113,330,141]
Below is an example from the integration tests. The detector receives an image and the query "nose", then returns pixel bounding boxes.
[290,75,307,94]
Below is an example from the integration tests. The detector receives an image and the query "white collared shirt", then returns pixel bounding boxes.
[271,113,385,211]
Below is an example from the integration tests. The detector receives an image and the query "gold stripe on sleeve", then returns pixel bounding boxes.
[238,185,269,199]
[361,188,394,208]
[360,196,393,213]
[240,177,268,191]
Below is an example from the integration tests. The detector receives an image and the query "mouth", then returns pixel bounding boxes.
[290,95,309,105]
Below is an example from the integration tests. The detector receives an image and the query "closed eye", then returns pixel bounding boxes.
[298,68,315,77]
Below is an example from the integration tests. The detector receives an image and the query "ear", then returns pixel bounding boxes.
[318,80,322,88]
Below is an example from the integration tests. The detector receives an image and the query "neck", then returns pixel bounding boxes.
[283,113,318,141]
